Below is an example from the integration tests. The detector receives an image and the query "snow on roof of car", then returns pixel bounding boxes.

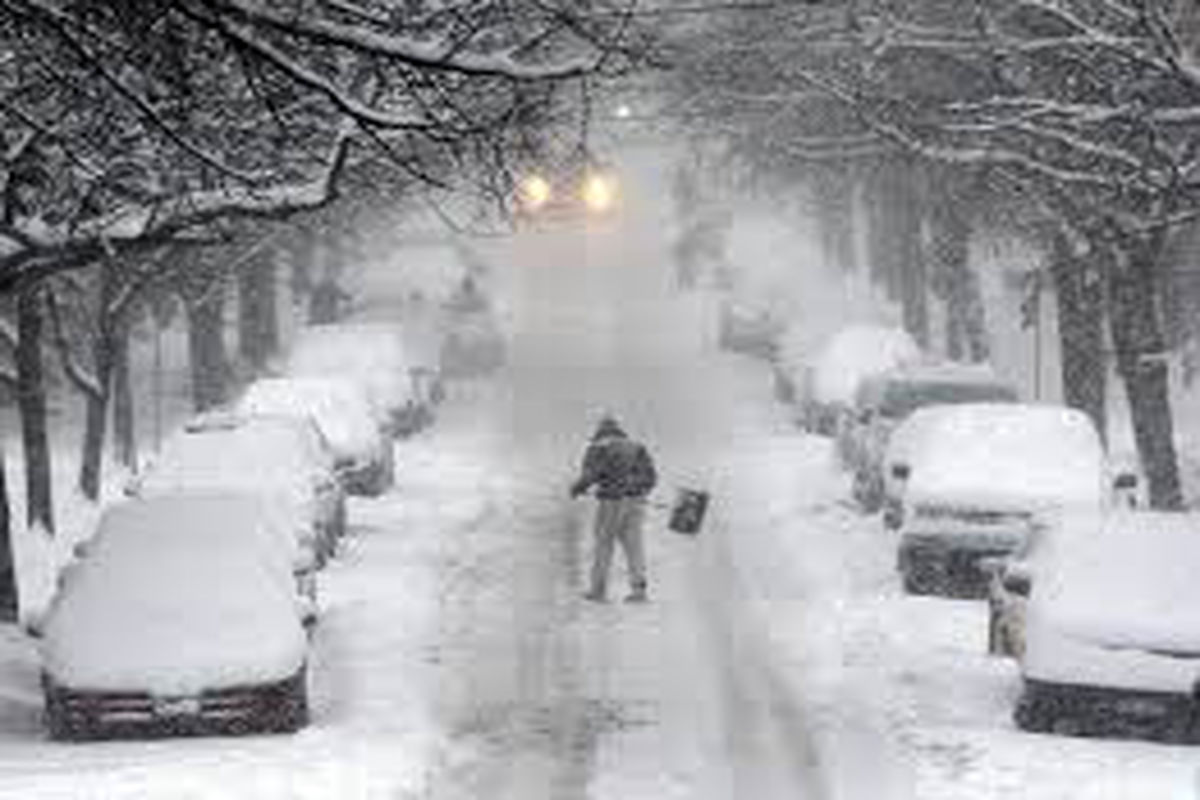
[42,495,307,694]
[1032,511,1200,655]
[893,403,1104,511]
[147,421,329,490]
[812,325,921,405]
[237,377,379,459]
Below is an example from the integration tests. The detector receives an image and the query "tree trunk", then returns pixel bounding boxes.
[0,444,15,621]
[289,229,315,301]
[238,249,279,372]
[111,320,136,470]
[16,286,53,533]
[79,262,121,501]
[1050,232,1107,439]
[186,279,230,412]
[812,164,857,274]
[1109,240,1182,509]
[865,162,900,300]
[78,382,107,501]
[868,158,928,345]
[928,177,989,362]
[893,162,929,348]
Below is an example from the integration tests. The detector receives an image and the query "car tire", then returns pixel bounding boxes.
[1014,693,1053,734]
[265,670,309,734]
[43,684,95,742]
[900,552,941,596]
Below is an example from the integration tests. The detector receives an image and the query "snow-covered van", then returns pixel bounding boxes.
[41,496,310,740]
[1016,512,1200,742]
[887,403,1106,597]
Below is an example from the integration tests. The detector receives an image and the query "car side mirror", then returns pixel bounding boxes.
[891,463,911,481]
[1002,571,1032,598]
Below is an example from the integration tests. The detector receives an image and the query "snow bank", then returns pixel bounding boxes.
[896,404,1104,511]
[42,495,307,694]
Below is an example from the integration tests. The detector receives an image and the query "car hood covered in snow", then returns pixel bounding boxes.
[898,403,1104,512]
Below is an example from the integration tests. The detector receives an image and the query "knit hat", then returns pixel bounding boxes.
[593,415,626,440]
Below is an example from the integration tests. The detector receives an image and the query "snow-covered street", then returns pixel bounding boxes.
[2,194,1200,799]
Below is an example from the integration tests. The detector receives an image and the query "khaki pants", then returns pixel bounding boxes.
[589,497,647,595]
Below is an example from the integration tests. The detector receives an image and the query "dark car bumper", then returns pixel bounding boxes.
[1016,678,1200,742]
[43,670,308,740]
[898,539,1018,598]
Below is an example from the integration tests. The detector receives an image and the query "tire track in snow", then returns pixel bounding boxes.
[424,443,607,800]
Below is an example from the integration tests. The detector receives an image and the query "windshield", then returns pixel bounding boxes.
[879,380,1017,419]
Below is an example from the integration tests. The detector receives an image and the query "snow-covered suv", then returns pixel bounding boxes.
[887,404,1105,598]
[1016,512,1200,742]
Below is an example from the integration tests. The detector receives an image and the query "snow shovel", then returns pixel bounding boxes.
[664,488,710,536]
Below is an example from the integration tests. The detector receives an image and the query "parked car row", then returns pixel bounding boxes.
[768,322,1200,745]
[35,319,444,742]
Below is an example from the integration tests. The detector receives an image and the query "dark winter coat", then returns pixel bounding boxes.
[571,423,657,500]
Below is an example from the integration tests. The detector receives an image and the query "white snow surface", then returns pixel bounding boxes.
[812,324,921,405]
[136,424,324,556]
[41,496,307,694]
[893,403,1105,511]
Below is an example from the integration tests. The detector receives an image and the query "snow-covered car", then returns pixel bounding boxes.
[800,325,921,437]
[844,365,1018,511]
[286,323,438,437]
[238,377,394,497]
[718,295,782,360]
[131,412,346,563]
[1015,511,1200,741]
[887,403,1106,598]
[439,310,506,378]
[40,496,310,740]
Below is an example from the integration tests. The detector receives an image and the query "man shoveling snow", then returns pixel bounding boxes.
[570,416,658,604]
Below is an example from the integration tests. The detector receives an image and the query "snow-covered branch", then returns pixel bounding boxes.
[209,0,602,80]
